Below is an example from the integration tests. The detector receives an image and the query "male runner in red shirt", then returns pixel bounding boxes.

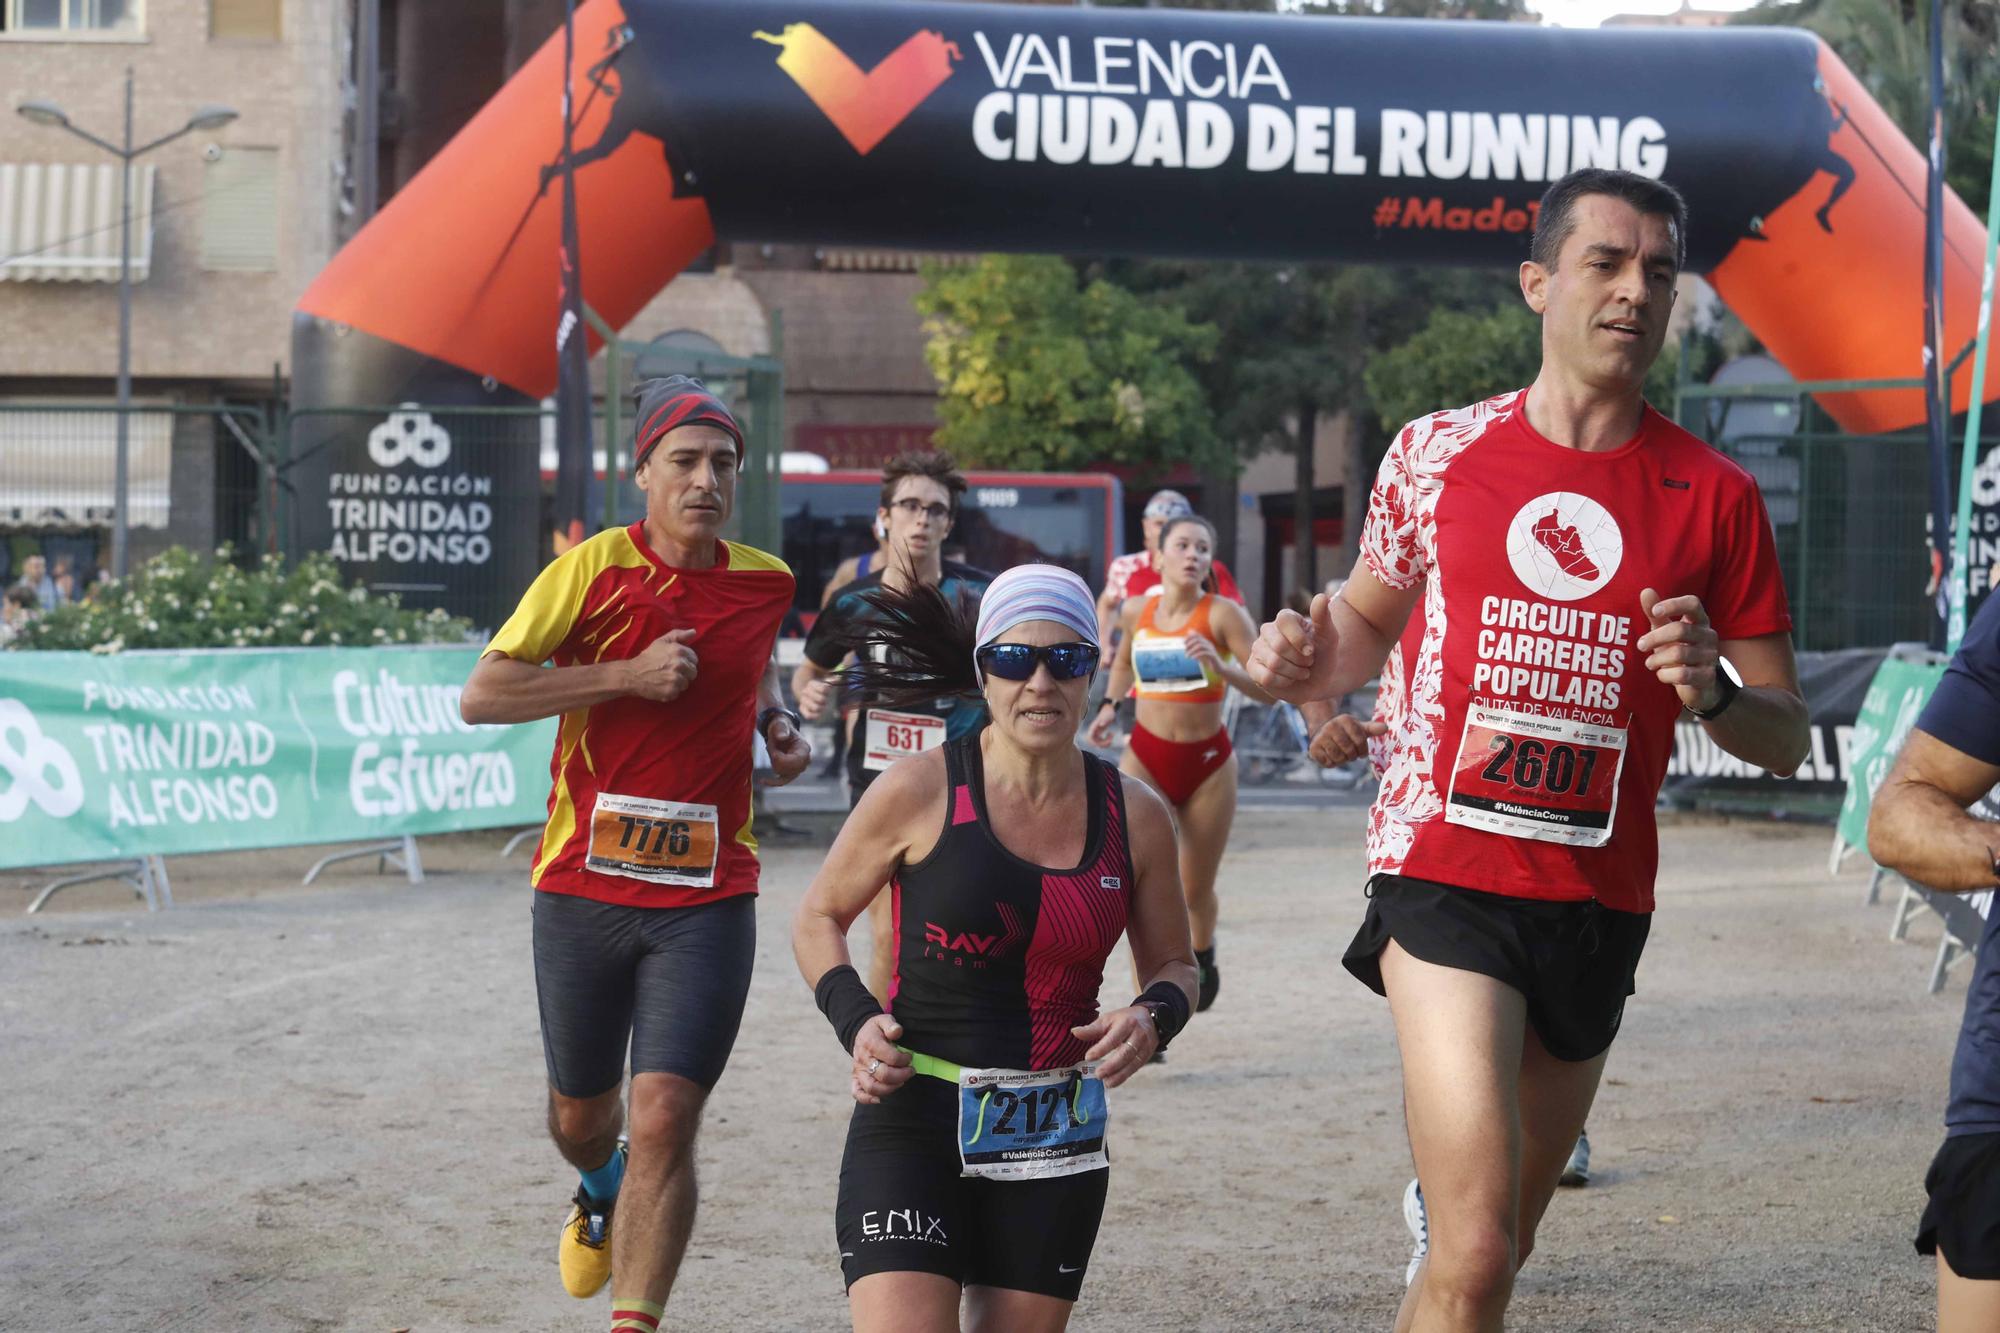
[461,376,810,1333]
[1250,170,1810,1333]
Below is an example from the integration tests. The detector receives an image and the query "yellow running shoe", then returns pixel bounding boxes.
[558,1169,618,1298]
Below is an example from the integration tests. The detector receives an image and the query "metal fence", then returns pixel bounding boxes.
[0,401,278,594]
[1672,382,1999,652]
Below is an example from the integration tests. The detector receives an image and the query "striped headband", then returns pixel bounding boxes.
[631,375,744,471]
[973,564,1100,685]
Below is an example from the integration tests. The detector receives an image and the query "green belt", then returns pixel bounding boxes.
[898,1046,962,1084]
[895,1047,1095,1147]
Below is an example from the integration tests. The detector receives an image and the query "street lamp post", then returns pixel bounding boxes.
[17,73,237,580]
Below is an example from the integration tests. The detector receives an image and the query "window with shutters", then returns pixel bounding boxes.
[200,146,279,272]
[209,0,277,40]
[1,0,143,35]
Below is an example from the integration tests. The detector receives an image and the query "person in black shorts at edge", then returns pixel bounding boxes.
[1248,167,1811,1332]
[794,451,994,1002]
[792,563,1197,1331]
[1870,588,2000,1332]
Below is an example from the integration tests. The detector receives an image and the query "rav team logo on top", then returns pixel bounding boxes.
[1506,494,1624,602]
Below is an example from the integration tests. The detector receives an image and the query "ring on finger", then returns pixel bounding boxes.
[867,1058,881,1075]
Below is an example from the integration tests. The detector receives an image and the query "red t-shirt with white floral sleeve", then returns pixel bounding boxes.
[1360,390,1791,914]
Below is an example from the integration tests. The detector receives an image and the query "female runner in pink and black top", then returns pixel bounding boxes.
[793,564,1197,1333]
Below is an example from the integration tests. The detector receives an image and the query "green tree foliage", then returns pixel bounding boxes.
[1113,261,1518,454]
[915,254,1226,473]
[11,547,472,653]
[1735,0,1997,209]
[1364,302,1683,434]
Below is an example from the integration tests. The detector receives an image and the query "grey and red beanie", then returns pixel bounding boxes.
[631,375,744,471]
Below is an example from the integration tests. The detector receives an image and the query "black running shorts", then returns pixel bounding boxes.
[1917,1131,2000,1279]
[530,890,755,1098]
[1342,873,1651,1063]
[835,1075,1109,1301]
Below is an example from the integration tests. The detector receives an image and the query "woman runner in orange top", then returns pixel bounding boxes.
[1087,514,1272,1012]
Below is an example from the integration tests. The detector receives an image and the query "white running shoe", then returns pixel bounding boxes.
[1560,1129,1591,1187]
[1402,1178,1428,1286]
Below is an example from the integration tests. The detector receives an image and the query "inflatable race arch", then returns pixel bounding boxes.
[291,0,2000,609]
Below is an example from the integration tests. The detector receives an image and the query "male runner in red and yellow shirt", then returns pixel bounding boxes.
[462,376,809,1333]
[492,522,792,908]
[1250,171,1810,1332]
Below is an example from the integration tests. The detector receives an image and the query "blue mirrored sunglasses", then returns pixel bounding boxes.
[976,642,1100,682]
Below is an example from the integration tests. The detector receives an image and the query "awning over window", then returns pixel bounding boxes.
[0,406,172,529]
[0,162,156,283]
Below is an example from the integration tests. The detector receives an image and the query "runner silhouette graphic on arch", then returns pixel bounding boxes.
[537,23,699,200]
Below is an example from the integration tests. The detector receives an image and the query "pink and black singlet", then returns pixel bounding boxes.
[835,731,1138,1298]
[887,731,1135,1072]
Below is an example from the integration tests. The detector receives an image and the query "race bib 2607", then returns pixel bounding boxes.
[1443,703,1627,849]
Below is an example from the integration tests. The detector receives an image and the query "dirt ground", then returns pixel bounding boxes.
[0,807,1968,1331]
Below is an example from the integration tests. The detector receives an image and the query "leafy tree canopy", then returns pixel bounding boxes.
[1365,301,1683,433]
[915,254,1227,473]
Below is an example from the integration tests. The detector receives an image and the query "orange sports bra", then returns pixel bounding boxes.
[1130,593,1229,704]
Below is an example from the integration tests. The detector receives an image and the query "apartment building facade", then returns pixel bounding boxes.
[0,0,339,584]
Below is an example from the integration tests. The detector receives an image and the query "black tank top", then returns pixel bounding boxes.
[888,731,1135,1072]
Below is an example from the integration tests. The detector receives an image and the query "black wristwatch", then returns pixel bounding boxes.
[1685,669,1740,721]
[1137,1000,1174,1052]
[757,705,802,740]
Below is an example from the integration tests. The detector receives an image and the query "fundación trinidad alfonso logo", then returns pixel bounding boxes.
[0,699,83,822]
[367,404,452,470]
[753,23,960,156]
[1505,493,1623,602]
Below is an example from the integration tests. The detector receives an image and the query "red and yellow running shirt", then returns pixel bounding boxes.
[1361,391,1791,914]
[485,524,794,908]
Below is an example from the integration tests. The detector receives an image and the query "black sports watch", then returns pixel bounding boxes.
[1685,669,1740,722]
[757,705,802,740]
[1136,1000,1174,1052]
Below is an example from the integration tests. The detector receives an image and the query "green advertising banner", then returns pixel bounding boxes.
[1835,654,1949,859]
[0,646,555,870]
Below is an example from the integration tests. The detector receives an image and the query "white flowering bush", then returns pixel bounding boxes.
[10,546,473,653]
